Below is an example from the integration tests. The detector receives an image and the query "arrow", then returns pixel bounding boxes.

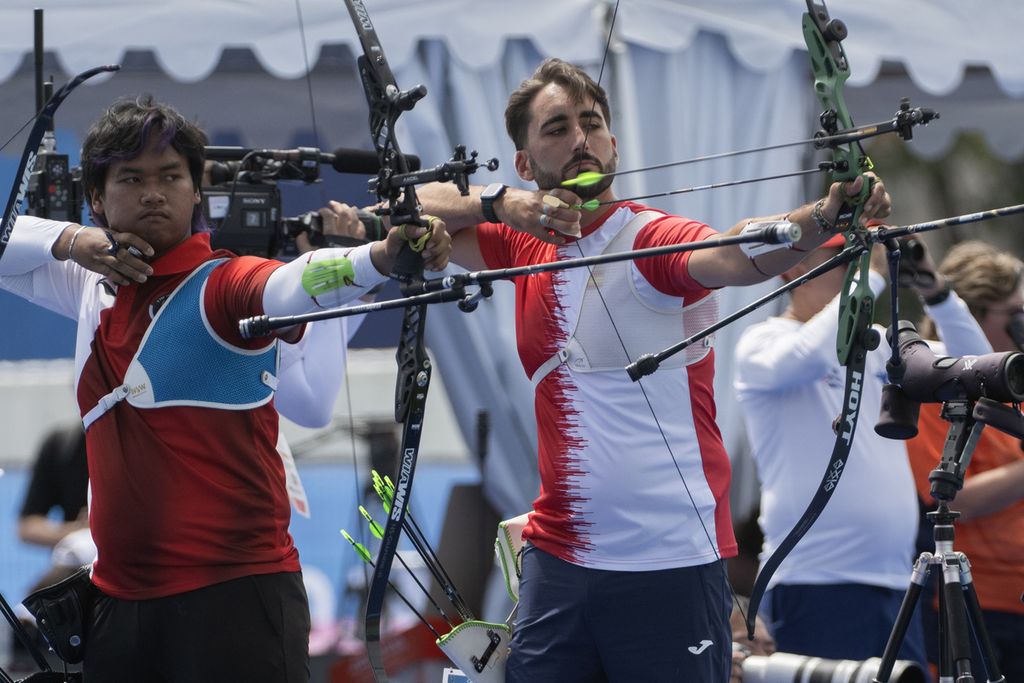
[340,529,442,639]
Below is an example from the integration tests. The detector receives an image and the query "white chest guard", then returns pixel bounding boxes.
[531,210,718,386]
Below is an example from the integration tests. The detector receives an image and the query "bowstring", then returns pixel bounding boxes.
[571,0,747,628]
[293,0,370,600]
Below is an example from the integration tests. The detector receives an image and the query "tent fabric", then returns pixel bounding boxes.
[2,0,1023,95]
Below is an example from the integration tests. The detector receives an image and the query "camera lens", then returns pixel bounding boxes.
[742,653,926,683]
[1004,353,1024,400]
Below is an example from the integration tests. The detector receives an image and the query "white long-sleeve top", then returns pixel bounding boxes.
[734,270,991,590]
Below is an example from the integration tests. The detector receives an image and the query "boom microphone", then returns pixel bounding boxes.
[203,146,421,174]
[327,149,421,174]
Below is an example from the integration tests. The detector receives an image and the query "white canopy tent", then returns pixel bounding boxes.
[1,0,1023,519]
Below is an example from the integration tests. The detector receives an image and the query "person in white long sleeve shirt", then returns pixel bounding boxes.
[733,234,990,670]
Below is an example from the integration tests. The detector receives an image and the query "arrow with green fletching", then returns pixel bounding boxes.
[360,506,386,539]
[341,529,375,564]
[340,528,443,639]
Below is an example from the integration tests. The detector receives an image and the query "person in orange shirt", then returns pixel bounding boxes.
[906,240,1024,681]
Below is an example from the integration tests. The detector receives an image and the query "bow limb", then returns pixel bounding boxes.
[341,2,430,680]
[1,65,119,263]
[802,0,876,365]
[745,0,876,635]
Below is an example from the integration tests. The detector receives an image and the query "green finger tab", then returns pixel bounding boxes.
[302,257,356,297]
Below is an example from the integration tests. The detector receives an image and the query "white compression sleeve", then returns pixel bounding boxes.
[262,242,387,317]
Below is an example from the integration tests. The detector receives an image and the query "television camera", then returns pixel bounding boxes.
[202,145,407,258]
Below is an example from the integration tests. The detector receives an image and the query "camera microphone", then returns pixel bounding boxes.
[326,149,421,174]
[205,146,328,163]
[203,146,421,174]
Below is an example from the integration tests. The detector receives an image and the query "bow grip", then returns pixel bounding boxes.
[833,173,872,234]
[391,220,433,285]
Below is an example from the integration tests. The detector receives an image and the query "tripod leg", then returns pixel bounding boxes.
[873,554,932,683]
[958,555,1005,683]
[938,577,953,683]
[941,554,976,682]
[0,592,51,674]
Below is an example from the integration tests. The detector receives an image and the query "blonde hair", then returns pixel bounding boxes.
[918,241,1024,337]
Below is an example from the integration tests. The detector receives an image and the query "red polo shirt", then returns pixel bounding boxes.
[79,234,300,599]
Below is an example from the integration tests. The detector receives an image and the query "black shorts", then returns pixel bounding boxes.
[507,545,731,682]
[85,571,310,683]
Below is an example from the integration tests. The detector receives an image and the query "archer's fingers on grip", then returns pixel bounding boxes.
[396,221,433,253]
[864,179,892,220]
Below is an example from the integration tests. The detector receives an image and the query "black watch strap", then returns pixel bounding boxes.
[481,183,506,223]
[922,283,951,306]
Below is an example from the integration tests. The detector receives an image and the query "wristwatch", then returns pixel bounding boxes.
[480,183,507,223]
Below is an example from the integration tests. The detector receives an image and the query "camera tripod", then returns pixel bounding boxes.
[873,399,1009,683]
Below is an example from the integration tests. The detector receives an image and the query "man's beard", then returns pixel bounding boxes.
[530,152,617,200]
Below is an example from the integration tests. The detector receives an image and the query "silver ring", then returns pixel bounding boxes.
[103,230,119,256]
[539,214,549,228]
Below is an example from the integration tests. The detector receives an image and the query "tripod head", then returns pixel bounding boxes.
[928,400,977,503]
[927,397,1024,504]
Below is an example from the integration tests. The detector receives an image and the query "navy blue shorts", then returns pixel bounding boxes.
[763,582,927,671]
[507,545,732,682]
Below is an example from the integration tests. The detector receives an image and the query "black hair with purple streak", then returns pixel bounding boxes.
[81,94,209,232]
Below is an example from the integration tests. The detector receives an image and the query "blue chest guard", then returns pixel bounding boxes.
[83,259,279,429]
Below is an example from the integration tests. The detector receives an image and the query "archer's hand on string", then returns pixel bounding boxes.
[498,187,582,245]
[55,224,154,286]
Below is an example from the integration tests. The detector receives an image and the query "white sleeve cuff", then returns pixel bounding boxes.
[347,241,389,289]
[927,289,993,357]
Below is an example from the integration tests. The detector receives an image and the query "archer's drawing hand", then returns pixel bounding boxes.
[57,224,154,286]
[497,187,582,245]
